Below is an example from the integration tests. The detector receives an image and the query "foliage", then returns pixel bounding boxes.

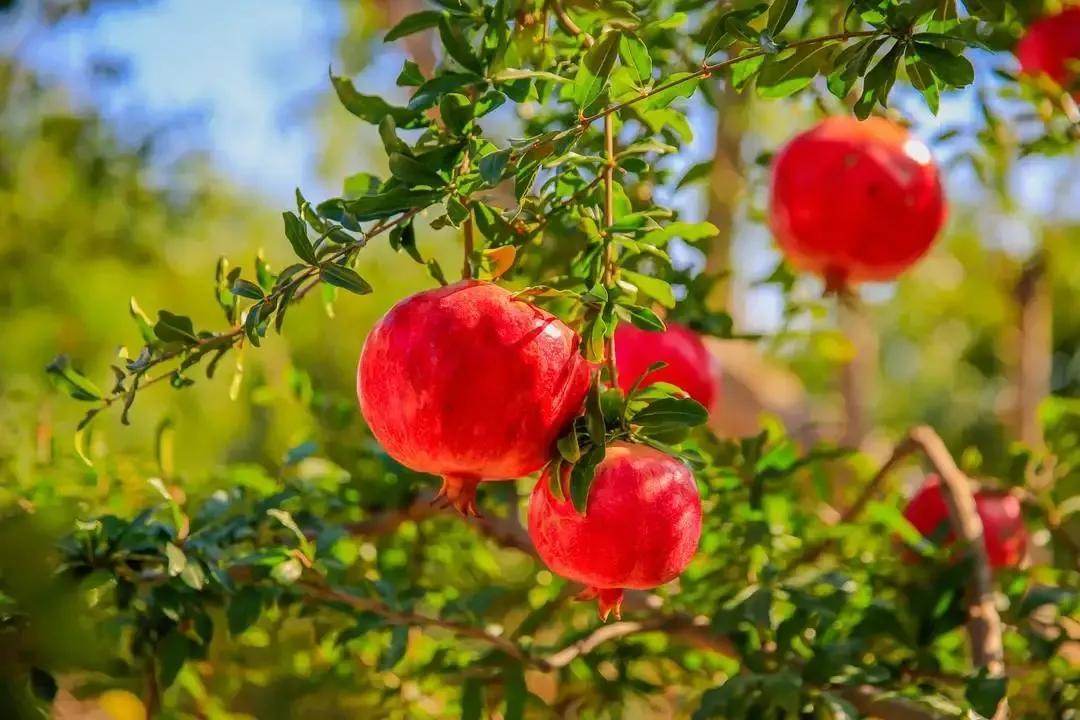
[1,0,1079,718]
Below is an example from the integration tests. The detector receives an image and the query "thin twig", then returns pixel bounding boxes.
[602,112,619,388]
[550,0,593,47]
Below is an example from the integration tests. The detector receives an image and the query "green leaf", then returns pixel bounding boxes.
[427,258,449,286]
[389,152,446,188]
[461,678,484,720]
[854,41,903,119]
[396,59,425,87]
[321,264,373,295]
[227,587,262,635]
[344,189,445,221]
[731,54,766,90]
[645,72,700,109]
[632,397,709,428]
[906,56,940,114]
[767,0,799,34]
[409,72,485,111]
[384,10,443,42]
[503,664,526,720]
[157,630,189,689]
[282,211,316,264]
[757,44,835,98]
[569,444,605,514]
[380,625,409,670]
[154,310,198,344]
[621,269,675,308]
[29,667,57,703]
[620,303,666,331]
[914,42,975,87]
[573,30,621,110]
[479,148,511,185]
[343,172,381,197]
[439,93,473,134]
[45,355,102,402]
[231,278,265,300]
[965,669,1007,718]
[619,32,652,85]
[438,15,483,73]
[558,428,582,463]
[330,71,425,128]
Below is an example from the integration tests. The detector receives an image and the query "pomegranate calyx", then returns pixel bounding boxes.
[433,475,483,517]
[575,586,624,622]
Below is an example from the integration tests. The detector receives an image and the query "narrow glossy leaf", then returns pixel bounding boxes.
[227,587,262,635]
[479,148,511,185]
[573,30,621,109]
[46,355,102,402]
[396,59,425,87]
[632,396,709,427]
[409,72,485,111]
[343,172,381,197]
[389,152,446,188]
[461,678,484,720]
[558,429,582,463]
[854,41,903,119]
[384,10,443,42]
[645,72,700,109]
[620,304,666,331]
[915,42,975,87]
[621,269,675,308]
[154,310,198,344]
[569,444,604,515]
[767,0,799,34]
[757,44,835,98]
[321,264,373,295]
[330,71,425,128]
[438,15,483,73]
[439,92,473,134]
[906,56,940,114]
[380,625,409,670]
[619,32,652,84]
[282,211,316,263]
[231,279,265,300]
[427,258,448,286]
[345,189,445,221]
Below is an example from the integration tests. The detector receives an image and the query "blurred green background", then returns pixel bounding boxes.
[2,0,1079,717]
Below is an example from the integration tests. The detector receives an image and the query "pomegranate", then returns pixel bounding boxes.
[903,475,1027,569]
[528,443,702,620]
[357,280,591,515]
[614,322,719,409]
[1016,7,1080,98]
[769,116,946,290]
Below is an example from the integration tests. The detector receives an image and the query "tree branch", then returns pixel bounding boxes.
[907,426,1008,719]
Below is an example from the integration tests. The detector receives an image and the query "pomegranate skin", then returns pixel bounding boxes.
[614,323,719,410]
[528,443,703,620]
[769,116,946,288]
[903,476,1027,569]
[1016,7,1080,98]
[357,280,591,515]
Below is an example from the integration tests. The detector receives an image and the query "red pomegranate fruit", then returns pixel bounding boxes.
[528,443,703,620]
[769,116,946,290]
[1016,7,1080,98]
[614,322,719,409]
[902,475,1027,569]
[357,280,591,515]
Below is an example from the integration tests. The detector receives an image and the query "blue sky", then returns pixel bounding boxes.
[17,0,343,202]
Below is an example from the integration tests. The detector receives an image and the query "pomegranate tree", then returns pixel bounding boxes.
[903,475,1028,569]
[357,280,591,515]
[1016,7,1080,97]
[614,322,719,409]
[528,443,703,620]
[769,116,946,291]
